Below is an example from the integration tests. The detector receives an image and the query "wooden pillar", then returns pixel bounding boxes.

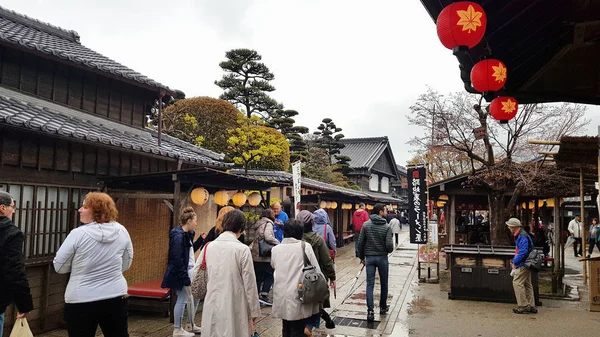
[336,200,343,247]
[449,195,456,244]
[169,174,180,323]
[552,196,561,293]
[581,168,587,284]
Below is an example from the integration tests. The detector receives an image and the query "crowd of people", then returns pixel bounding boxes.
[0,190,402,337]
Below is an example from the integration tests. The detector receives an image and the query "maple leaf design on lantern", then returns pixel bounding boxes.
[456,5,483,33]
[501,99,517,113]
[492,63,507,83]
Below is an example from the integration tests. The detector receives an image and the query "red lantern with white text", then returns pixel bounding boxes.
[436,1,487,50]
[470,59,507,92]
[490,97,518,123]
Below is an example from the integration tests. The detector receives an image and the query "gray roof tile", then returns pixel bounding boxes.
[338,137,389,169]
[230,169,405,204]
[0,6,169,91]
[0,87,229,168]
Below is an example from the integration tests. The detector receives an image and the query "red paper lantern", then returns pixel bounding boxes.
[490,96,518,123]
[437,1,487,50]
[470,59,507,92]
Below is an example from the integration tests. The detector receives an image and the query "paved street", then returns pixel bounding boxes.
[38,228,418,337]
[34,230,600,337]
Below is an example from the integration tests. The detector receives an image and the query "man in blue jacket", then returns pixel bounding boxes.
[506,218,537,314]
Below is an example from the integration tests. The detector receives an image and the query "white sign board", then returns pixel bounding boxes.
[292,161,302,215]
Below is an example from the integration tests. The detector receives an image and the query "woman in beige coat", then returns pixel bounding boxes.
[251,209,279,306]
[271,219,323,337]
[200,209,261,337]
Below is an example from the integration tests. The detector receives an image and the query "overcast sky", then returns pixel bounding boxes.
[3,0,599,166]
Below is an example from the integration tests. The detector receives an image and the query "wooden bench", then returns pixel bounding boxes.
[127,278,170,316]
[343,231,355,244]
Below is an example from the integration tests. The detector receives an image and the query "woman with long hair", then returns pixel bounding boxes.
[54,192,133,337]
[201,209,261,336]
[251,208,279,306]
[161,207,202,336]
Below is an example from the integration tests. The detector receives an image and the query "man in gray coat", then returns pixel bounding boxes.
[358,203,394,322]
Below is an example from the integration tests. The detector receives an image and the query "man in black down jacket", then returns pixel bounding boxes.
[0,191,33,336]
[358,203,394,323]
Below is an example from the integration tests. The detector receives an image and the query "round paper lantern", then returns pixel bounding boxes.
[330,201,338,209]
[320,200,327,209]
[325,201,332,209]
[436,201,446,208]
[248,192,261,207]
[438,194,449,201]
[471,59,507,93]
[232,191,247,207]
[436,1,487,50]
[214,190,229,206]
[355,204,360,210]
[190,187,209,205]
[392,205,398,210]
[490,96,518,123]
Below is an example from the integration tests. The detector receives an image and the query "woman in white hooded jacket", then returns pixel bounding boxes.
[54,192,133,337]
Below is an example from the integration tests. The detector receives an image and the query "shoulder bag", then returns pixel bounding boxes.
[258,222,276,257]
[191,242,209,300]
[524,234,542,271]
[298,241,329,304]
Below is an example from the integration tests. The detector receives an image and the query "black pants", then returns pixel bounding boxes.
[573,238,582,256]
[282,319,305,337]
[254,261,274,295]
[65,296,129,337]
[589,239,600,255]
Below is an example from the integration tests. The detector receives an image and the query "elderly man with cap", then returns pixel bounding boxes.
[506,217,537,314]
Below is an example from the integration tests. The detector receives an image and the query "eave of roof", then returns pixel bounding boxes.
[0,85,228,168]
[0,6,171,93]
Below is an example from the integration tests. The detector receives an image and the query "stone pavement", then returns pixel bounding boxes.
[406,240,600,337]
[38,228,418,337]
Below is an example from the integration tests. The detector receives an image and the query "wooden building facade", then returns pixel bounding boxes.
[0,6,231,334]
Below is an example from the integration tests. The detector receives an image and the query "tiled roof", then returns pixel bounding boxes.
[0,6,169,91]
[230,169,405,204]
[0,86,228,168]
[338,137,389,169]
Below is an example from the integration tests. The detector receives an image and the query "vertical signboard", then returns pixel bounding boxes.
[292,161,302,216]
[408,166,428,244]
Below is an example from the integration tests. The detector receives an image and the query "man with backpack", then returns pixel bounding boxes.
[506,217,537,315]
[357,203,394,322]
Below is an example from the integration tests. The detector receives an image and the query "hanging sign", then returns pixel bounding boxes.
[292,161,302,216]
[408,167,428,244]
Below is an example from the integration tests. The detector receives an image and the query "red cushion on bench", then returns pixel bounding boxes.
[128,279,169,299]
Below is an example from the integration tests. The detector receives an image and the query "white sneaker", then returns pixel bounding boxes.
[173,328,195,336]
[185,323,202,334]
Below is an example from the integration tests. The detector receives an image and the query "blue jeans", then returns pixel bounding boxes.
[366,255,389,312]
[175,287,200,329]
[0,312,4,337]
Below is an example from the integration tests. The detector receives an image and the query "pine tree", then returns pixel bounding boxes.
[266,109,309,163]
[215,49,282,118]
[313,118,346,165]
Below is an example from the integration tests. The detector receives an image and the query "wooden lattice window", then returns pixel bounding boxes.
[0,183,95,260]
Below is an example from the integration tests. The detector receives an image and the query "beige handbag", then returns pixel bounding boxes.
[191,242,209,300]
